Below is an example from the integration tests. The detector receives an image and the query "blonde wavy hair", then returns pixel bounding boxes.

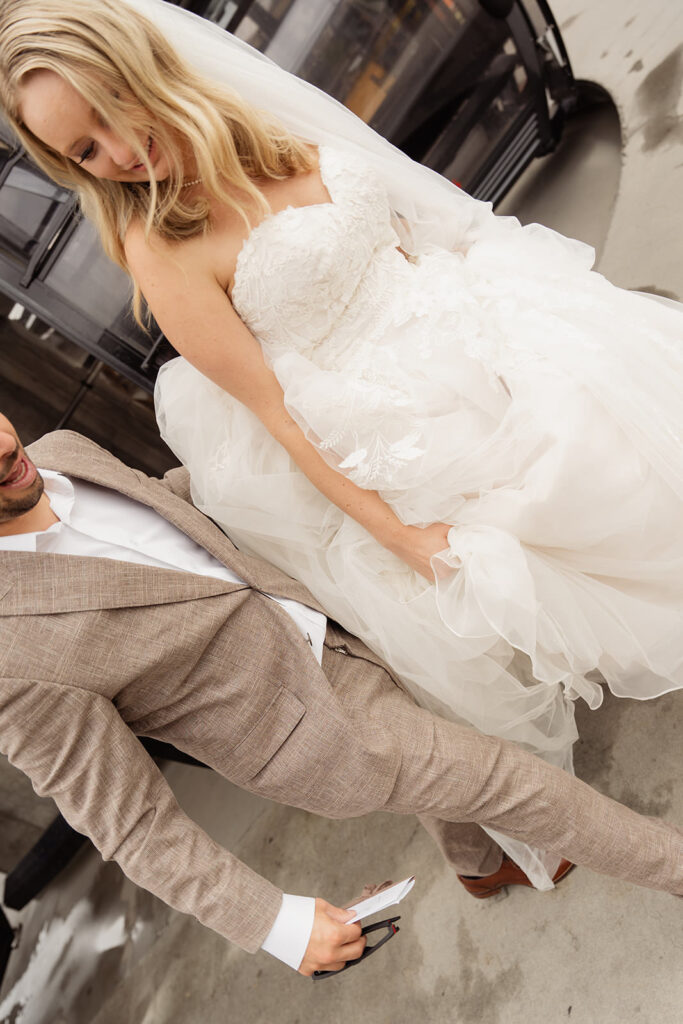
[0,0,313,318]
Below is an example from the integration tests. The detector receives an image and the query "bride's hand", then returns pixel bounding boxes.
[390,522,454,581]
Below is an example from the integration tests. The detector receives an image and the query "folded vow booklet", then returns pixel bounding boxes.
[346,876,416,924]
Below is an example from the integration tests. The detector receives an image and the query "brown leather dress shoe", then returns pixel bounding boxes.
[457,854,574,898]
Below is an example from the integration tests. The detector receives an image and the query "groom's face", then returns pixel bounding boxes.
[0,413,44,528]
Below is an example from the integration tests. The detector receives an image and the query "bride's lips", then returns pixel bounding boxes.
[0,453,37,490]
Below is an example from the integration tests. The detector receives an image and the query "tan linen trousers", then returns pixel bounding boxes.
[320,624,683,893]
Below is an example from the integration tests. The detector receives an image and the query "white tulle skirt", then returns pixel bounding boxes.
[155,233,683,887]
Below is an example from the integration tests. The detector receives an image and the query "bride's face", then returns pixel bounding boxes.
[18,69,171,183]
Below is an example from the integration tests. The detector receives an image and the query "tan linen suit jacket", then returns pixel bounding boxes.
[0,431,403,953]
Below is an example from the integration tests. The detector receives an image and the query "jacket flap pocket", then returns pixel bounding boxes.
[228,686,305,784]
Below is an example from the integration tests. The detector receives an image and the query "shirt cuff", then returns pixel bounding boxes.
[260,894,316,970]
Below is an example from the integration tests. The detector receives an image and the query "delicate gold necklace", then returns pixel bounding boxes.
[181,177,202,189]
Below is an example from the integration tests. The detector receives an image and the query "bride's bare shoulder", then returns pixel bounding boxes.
[123,216,213,283]
[125,217,176,264]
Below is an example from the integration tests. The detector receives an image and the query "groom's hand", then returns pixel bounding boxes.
[297,898,366,976]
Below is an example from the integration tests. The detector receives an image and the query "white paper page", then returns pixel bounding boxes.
[346,876,416,924]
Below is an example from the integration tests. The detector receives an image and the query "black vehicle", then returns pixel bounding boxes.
[0,0,577,396]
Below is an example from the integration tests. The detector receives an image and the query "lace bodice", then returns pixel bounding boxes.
[231,146,415,368]
[225,145,683,506]
[229,146,510,489]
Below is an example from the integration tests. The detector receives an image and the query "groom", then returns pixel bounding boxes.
[0,409,681,976]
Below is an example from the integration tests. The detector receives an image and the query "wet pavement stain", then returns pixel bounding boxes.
[439,918,521,1024]
[573,698,621,787]
[635,45,683,151]
[1,1005,23,1024]
[612,780,674,819]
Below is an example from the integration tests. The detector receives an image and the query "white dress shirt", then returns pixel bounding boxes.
[0,470,318,970]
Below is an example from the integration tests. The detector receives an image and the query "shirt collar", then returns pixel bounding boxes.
[41,469,75,523]
[0,469,71,552]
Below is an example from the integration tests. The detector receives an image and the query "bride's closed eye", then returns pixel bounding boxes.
[76,114,109,164]
[77,142,95,164]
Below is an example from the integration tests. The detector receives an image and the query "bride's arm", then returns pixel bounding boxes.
[126,231,449,580]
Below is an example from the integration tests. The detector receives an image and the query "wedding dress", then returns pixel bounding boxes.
[132,0,683,892]
[156,143,683,855]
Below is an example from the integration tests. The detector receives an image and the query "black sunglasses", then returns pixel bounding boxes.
[312,916,400,981]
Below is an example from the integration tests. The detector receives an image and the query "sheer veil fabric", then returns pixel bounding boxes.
[127,2,683,888]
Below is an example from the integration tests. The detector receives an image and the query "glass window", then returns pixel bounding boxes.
[0,112,18,149]
[199,2,570,199]
[224,1,528,184]
[42,218,145,340]
[0,160,71,259]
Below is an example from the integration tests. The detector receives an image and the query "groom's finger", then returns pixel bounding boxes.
[339,935,366,962]
[298,898,364,975]
[322,960,346,974]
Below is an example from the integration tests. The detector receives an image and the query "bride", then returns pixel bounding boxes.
[2,0,682,887]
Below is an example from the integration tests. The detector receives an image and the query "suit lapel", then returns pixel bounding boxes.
[0,550,242,615]
[28,430,245,564]
[0,430,323,616]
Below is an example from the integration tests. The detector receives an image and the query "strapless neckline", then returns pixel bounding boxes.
[230,146,338,306]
